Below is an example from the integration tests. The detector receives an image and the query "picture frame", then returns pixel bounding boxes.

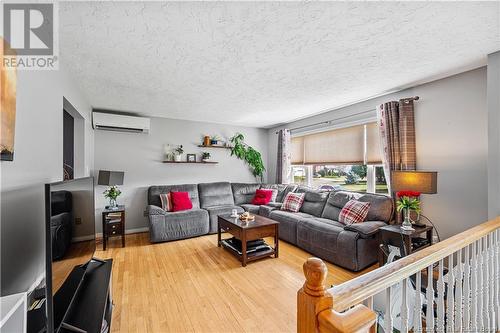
[187,154,196,163]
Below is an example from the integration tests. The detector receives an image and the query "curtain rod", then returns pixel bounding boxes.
[275,96,419,134]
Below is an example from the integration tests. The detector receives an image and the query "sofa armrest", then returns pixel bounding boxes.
[147,205,168,216]
[344,221,387,238]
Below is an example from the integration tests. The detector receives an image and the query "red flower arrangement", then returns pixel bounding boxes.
[396,190,421,198]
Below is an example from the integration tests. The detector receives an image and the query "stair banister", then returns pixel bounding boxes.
[297,217,500,333]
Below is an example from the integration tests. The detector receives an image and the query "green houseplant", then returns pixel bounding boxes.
[229,133,265,181]
[202,151,211,162]
[103,185,122,209]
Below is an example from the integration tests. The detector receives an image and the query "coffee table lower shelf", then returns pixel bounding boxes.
[220,239,276,264]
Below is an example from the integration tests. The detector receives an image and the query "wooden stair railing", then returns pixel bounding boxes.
[297,217,500,333]
[297,258,376,333]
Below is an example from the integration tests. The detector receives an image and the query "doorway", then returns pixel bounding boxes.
[63,110,74,180]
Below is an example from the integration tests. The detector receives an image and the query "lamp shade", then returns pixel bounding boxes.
[97,170,124,186]
[391,171,437,194]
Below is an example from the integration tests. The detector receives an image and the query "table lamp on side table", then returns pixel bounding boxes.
[391,171,438,231]
[98,170,124,209]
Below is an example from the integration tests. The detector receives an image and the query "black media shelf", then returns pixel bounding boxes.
[59,259,113,333]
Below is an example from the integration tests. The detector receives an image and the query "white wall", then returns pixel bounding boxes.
[0,65,93,296]
[268,68,488,239]
[93,118,268,232]
[487,52,500,219]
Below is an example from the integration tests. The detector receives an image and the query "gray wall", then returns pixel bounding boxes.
[487,52,500,219]
[93,117,268,232]
[268,68,489,239]
[0,65,93,296]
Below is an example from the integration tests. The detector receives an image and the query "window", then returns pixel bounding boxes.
[290,122,388,194]
[309,164,387,194]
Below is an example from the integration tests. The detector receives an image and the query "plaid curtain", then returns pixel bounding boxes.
[377,100,416,195]
[276,129,291,184]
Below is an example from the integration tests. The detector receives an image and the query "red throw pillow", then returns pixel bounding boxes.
[251,189,273,205]
[171,191,193,212]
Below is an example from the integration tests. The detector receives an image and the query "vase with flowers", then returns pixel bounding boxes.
[396,191,421,231]
[103,185,122,209]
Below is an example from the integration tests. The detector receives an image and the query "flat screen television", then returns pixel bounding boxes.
[45,177,95,332]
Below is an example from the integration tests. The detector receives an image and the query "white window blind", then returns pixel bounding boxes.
[291,122,382,165]
[291,136,304,164]
[366,122,383,164]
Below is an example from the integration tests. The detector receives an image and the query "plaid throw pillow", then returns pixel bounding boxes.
[281,192,305,212]
[339,200,371,225]
[159,192,173,212]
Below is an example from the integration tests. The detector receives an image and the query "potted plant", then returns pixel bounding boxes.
[396,191,421,230]
[202,152,211,162]
[210,135,220,145]
[174,145,184,162]
[229,133,265,182]
[103,185,122,209]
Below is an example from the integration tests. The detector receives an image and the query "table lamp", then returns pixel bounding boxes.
[98,170,124,209]
[391,171,438,230]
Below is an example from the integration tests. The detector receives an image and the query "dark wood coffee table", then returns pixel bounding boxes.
[217,214,279,267]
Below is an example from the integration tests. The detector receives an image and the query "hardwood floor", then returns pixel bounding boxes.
[95,232,376,333]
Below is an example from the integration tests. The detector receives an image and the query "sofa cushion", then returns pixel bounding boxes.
[231,183,261,205]
[259,205,279,217]
[321,191,362,221]
[148,208,209,243]
[269,210,313,243]
[296,218,345,264]
[205,205,244,234]
[241,204,261,215]
[307,217,345,229]
[344,221,387,238]
[297,190,329,217]
[198,182,234,208]
[148,184,200,209]
[357,194,393,223]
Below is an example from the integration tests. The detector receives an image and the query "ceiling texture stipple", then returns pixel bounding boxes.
[60,2,500,128]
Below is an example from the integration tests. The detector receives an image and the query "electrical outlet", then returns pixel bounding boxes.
[75,217,82,225]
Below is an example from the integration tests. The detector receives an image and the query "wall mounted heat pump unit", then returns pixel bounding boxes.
[92,112,150,134]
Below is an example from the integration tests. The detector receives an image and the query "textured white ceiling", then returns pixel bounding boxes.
[60,2,500,128]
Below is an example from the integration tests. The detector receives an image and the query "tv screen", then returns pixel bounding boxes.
[45,177,95,332]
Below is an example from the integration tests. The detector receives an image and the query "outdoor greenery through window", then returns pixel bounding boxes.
[290,121,388,194]
[291,164,388,194]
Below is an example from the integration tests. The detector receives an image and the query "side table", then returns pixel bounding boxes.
[378,224,433,266]
[102,205,125,250]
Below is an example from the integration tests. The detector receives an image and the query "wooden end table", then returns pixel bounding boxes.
[101,205,125,250]
[378,224,433,266]
[217,214,279,267]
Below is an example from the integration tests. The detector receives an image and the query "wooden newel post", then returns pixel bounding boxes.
[297,258,333,333]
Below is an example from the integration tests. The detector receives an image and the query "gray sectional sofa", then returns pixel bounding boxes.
[147,181,393,271]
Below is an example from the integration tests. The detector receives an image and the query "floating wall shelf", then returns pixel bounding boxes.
[162,161,218,164]
[197,145,232,149]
